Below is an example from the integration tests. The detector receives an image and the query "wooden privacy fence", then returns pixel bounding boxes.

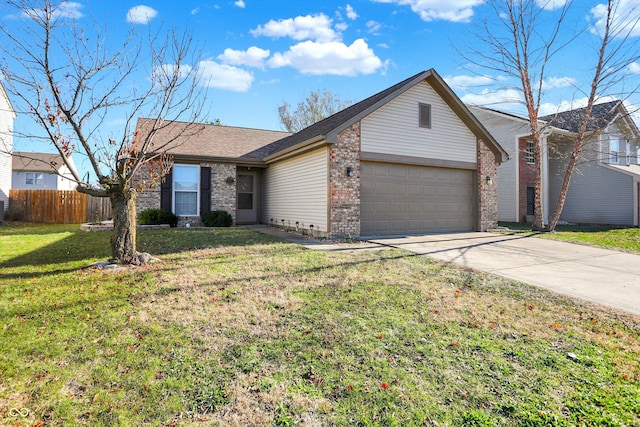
[9,190,112,224]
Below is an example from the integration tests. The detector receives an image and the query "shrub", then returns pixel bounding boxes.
[138,208,179,227]
[201,210,233,227]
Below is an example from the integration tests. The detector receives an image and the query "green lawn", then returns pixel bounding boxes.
[500,222,640,254]
[1,224,638,426]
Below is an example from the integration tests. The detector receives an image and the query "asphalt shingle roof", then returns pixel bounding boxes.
[539,100,621,133]
[12,152,67,172]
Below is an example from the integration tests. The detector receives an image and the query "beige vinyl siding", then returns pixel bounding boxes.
[469,107,529,222]
[549,138,635,225]
[361,81,477,164]
[262,147,329,233]
[0,91,14,212]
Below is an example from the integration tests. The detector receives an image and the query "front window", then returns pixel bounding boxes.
[173,165,199,216]
[25,172,43,186]
[610,138,620,164]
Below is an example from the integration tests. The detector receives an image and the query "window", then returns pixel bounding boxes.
[609,138,620,164]
[173,164,199,216]
[525,140,535,164]
[419,103,431,128]
[25,172,43,186]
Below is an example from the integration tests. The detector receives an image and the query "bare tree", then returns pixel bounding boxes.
[0,0,206,264]
[468,0,640,231]
[278,89,352,132]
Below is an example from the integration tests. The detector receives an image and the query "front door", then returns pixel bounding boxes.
[236,170,258,224]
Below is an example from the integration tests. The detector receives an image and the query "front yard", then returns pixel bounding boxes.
[1,224,638,426]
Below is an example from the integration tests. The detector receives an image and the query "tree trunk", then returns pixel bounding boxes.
[109,188,138,264]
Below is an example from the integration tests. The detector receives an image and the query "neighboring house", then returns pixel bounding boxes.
[0,82,17,213]
[135,69,508,237]
[12,152,78,190]
[471,100,640,226]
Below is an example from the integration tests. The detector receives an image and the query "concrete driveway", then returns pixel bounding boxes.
[367,232,640,316]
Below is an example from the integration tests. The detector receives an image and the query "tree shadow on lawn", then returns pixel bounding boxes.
[0,227,283,279]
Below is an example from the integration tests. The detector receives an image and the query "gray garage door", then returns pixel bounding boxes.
[361,162,475,236]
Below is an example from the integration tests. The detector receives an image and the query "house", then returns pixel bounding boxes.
[12,152,78,191]
[135,69,508,237]
[470,100,640,226]
[0,82,17,214]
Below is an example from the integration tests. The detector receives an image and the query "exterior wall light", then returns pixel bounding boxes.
[485,175,492,184]
[346,166,355,177]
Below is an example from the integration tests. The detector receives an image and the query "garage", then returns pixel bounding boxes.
[360,162,475,236]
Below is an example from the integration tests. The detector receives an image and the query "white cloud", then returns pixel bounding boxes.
[366,20,383,34]
[197,61,254,92]
[629,62,640,74]
[591,0,640,38]
[23,1,83,20]
[461,88,523,107]
[335,22,349,32]
[126,5,158,24]
[267,39,386,76]
[235,0,246,8]
[346,4,358,20]
[371,0,484,23]
[542,76,576,90]
[251,14,339,42]
[444,74,496,89]
[154,63,193,81]
[191,8,200,15]
[534,0,568,10]
[218,46,271,69]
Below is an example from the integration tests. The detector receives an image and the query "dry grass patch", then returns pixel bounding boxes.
[1,225,638,426]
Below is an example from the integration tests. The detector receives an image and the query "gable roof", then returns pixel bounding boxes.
[539,100,624,133]
[12,152,69,173]
[263,69,508,162]
[136,118,291,163]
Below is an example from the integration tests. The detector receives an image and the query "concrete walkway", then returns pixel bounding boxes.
[367,232,640,316]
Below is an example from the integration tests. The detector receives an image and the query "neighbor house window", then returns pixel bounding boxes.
[525,140,535,164]
[173,164,199,216]
[25,172,43,186]
[419,103,431,128]
[609,138,620,164]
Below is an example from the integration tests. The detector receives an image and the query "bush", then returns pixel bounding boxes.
[138,208,179,227]
[201,210,233,227]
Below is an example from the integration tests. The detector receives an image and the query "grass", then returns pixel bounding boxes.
[1,224,639,426]
[500,222,640,254]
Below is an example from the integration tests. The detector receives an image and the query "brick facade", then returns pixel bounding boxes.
[477,138,499,231]
[134,162,237,227]
[329,122,361,237]
[518,138,537,223]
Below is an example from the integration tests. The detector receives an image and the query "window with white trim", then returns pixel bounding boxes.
[525,140,535,164]
[25,172,44,186]
[609,137,620,164]
[173,164,199,216]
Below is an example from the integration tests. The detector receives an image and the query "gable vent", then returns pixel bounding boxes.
[419,103,431,129]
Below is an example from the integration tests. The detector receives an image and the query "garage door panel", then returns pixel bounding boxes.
[361,162,475,235]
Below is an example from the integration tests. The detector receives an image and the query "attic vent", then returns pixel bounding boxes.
[419,103,431,129]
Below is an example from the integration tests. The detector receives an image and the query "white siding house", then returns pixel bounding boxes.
[0,83,16,213]
[12,152,78,191]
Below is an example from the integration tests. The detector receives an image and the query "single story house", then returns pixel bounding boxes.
[470,100,640,226]
[135,69,508,237]
[0,82,16,214]
[12,152,78,191]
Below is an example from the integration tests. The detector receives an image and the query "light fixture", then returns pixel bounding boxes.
[346,166,354,177]
[485,175,492,184]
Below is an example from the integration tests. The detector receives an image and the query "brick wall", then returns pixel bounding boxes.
[477,138,499,231]
[518,138,537,223]
[133,162,237,227]
[329,122,361,237]
[208,163,237,223]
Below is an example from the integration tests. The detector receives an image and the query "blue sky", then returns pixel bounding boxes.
[3,0,640,178]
